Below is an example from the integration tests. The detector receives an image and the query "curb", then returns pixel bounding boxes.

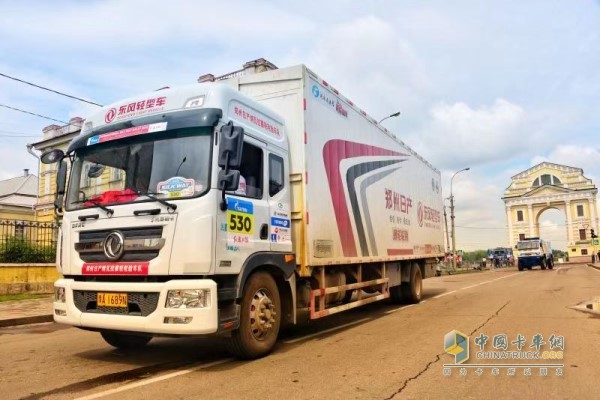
[587,264,600,271]
[0,314,54,328]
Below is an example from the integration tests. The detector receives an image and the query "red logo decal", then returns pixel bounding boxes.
[82,262,149,275]
[105,108,117,123]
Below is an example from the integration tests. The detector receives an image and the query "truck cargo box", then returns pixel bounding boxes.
[221,66,444,271]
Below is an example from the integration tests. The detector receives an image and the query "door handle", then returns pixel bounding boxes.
[260,224,269,240]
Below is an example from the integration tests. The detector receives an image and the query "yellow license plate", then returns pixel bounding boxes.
[97,292,128,308]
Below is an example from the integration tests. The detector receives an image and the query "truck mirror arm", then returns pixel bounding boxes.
[220,152,231,211]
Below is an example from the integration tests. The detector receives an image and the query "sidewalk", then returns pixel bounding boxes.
[0,296,53,328]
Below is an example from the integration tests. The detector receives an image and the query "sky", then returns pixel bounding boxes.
[1,0,599,251]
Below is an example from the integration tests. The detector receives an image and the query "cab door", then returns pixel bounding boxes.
[216,136,270,274]
[267,147,292,253]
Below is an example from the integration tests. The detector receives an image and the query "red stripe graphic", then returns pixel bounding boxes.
[323,139,405,257]
[387,249,414,256]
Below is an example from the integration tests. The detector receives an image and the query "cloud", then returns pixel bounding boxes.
[305,16,432,119]
[407,99,532,171]
[531,145,600,181]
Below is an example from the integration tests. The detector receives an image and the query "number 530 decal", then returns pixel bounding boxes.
[227,211,254,234]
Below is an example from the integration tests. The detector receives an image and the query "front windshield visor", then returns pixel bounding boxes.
[66,126,212,211]
[517,241,539,251]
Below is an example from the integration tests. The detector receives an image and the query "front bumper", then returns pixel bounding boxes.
[53,278,218,335]
[518,256,543,267]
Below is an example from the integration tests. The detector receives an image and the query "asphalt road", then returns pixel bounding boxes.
[2,263,599,400]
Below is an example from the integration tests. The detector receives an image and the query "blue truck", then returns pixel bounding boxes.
[516,238,554,271]
[487,247,515,267]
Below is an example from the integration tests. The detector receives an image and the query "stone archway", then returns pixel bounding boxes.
[503,162,598,262]
[535,207,568,251]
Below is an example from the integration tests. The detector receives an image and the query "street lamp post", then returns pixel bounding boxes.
[450,167,470,270]
[443,197,451,253]
[378,111,401,124]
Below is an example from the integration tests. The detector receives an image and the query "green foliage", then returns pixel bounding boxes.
[462,250,488,263]
[0,236,56,263]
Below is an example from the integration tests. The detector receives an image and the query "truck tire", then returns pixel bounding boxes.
[541,258,547,270]
[100,331,152,349]
[518,261,523,271]
[390,264,422,304]
[548,258,554,269]
[228,271,281,359]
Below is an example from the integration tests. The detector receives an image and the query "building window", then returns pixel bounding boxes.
[517,210,524,222]
[14,221,25,239]
[519,233,526,241]
[44,175,51,195]
[579,229,587,240]
[582,249,588,256]
[577,204,584,217]
[111,168,124,182]
[82,164,91,188]
[532,174,562,187]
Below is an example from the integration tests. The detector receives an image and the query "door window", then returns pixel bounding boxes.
[269,154,284,197]
[233,142,263,199]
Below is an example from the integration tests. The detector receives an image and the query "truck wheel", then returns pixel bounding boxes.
[390,264,422,304]
[100,331,152,349]
[549,258,554,269]
[518,261,523,271]
[541,259,547,270]
[228,271,281,359]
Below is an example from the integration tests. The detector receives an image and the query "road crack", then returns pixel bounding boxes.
[383,301,510,400]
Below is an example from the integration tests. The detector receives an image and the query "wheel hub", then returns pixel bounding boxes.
[249,289,277,340]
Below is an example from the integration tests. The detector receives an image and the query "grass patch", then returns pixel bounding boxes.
[0,294,50,302]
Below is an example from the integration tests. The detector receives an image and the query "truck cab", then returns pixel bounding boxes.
[516,238,553,271]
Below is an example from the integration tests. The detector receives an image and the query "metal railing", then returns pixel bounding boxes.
[0,219,59,263]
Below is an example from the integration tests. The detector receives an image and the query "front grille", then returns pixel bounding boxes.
[79,227,163,241]
[73,290,160,316]
[77,227,163,262]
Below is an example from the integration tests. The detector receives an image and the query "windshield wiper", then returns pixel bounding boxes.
[89,200,114,217]
[74,195,114,217]
[136,191,177,212]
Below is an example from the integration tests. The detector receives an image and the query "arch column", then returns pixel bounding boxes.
[590,198,597,232]
[506,207,513,247]
[528,204,534,237]
[565,200,573,245]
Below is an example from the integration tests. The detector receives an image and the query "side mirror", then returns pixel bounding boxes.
[218,123,244,169]
[56,160,67,195]
[218,170,240,192]
[88,164,105,178]
[41,149,64,164]
[54,160,68,213]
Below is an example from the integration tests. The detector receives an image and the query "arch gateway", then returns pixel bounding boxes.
[503,162,599,263]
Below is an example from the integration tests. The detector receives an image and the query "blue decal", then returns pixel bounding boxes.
[227,198,254,214]
[270,233,277,242]
[158,177,193,193]
[87,136,99,145]
[312,84,320,98]
[271,217,290,228]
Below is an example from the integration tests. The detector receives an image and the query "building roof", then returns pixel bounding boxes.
[0,173,38,208]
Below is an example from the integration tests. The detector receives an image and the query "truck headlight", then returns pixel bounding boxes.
[165,289,210,309]
[55,287,66,303]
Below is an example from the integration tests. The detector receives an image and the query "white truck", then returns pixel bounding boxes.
[42,63,444,358]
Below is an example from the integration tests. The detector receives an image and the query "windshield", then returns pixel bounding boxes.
[66,127,212,210]
[517,241,540,251]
